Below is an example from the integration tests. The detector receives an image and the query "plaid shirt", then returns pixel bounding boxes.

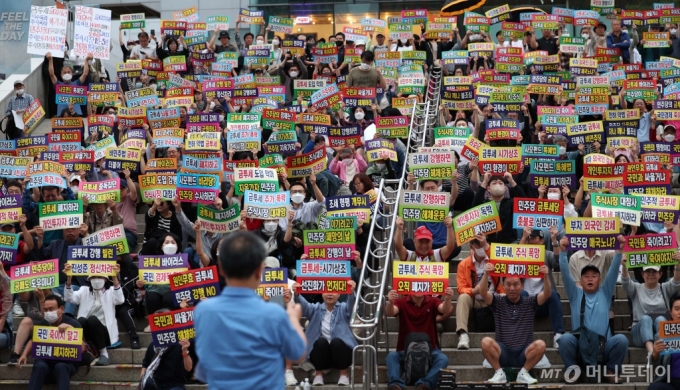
[5,93,34,116]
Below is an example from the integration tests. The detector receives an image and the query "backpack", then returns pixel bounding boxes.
[401,332,432,385]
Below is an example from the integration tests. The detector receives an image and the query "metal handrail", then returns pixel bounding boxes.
[349,99,430,389]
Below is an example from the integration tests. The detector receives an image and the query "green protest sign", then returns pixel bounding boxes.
[591,193,642,226]
[399,191,450,222]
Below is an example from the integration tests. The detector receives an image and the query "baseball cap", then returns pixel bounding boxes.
[119,178,128,189]
[529,230,544,239]
[376,33,385,38]
[69,174,81,183]
[219,31,230,39]
[643,266,661,271]
[13,80,23,87]
[596,22,607,30]
[264,256,280,268]
[1,223,14,230]
[581,264,601,276]
[414,226,433,241]
[355,40,366,46]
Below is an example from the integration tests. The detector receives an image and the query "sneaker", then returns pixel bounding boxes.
[482,359,492,368]
[517,370,538,384]
[130,338,141,350]
[12,301,24,317]
[143,325,151,332]
[487,369,507,383]
[534,354,551,369]
[95,356,110,366]
[313,375,324,386]
[457,333,470,349]
[285,369,298,386]
[553,333,562,349]
[7,352,19,366]
[108,341,122,349]
[337,374,350,386]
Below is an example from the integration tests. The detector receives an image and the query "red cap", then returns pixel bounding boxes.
[414,226,433,241]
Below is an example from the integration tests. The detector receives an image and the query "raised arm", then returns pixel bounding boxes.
[536,265,552,306]
[558,236,577,301]
[479,263,495,305]
[394,217,408,260]
[47,53,57,85]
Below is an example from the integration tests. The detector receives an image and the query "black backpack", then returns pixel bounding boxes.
[401,332,432,385]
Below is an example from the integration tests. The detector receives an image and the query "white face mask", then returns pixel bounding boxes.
[16,89,24,95]
[390,44,398,51]
[547,192,561,200]
[162,243,178,255]
[90,278,106,290]
[489,184,505,197]
[354,112,365,120]
[343,157,354,165]
[672,29,678,35]
[210,101,215,110]
[256,40,264,45]
[582,33,590,39]
[375,163,386,170]
[135,82,143,89]
[272,39,279,45]
[263,222,278,232]
[291,193,305,204]
[559,146,567,155]
[62,73,72,82]
[71,186,79,194]
[289,71,298,78]
[360,63,371,70]
[665,134,676,142]
[44,310,59,324]
[474,247,487,257]
[219,115,225,122]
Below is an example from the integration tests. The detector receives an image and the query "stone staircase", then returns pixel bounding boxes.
[0,219,655,389]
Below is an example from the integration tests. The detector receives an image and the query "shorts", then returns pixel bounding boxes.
[498,341,528,368]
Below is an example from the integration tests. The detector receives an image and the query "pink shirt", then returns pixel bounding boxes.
[117,195,138,233]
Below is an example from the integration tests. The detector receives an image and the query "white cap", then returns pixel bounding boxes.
[356,40,366,46]
[69,174,82,183]
[264,256,280,268]
[642,266,661,271]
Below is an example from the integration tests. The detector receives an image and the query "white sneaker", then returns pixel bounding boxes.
[457,333,470,349]
[553,333,562,349]
[482,359,492,368]
[337,374,350,386]
[285,369,298,386]
[487,369,507,383]
[517,370,538,384]
[313,375,324,386]
[143,325,151,332]
[12,301,24,316]
[534,354,551,369]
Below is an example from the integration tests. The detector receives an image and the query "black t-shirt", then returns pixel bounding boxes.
[535,36,559,55]
[142,344,188,385]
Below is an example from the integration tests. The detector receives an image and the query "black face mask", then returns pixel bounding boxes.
[336,40,344,47]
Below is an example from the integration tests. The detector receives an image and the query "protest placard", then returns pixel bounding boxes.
[408,152,456,179]
[31,326,83,362]
[399,191,450,222]
[623,234,678,268]
[478,146,522,175]
[393,261,448,295]
[565,217,621,250]
[148,307,195,347]
[27,6,68,58]
[489,243,545,278]
[296,260,353,294]
[635,194,680,224]
[169,266,221,305]
[196,204,241,234]
[528,160,576,188]
[453,202,502,246]
[23,99,46,134]
[624,170,671,195]
[120,13,145,29]
[10,259,59,293]
[244,190,291,220]
[304,229,356,260]
[78,179,120,204]
[176,173,220,204]
[0,232,19,266]
[139,254,189,285]
[233,167,279,195]
[139,173,176,202]
[65,245,116,277]
[256,268,288,300]
[364,139,397,163]
[38,201,83,231]
[0,195,21,225]
[73,6,112,60]
[591,193,642,226]
[326,195,371,223]
[513,198,564,230]
[83,224,129,255]
[0,156,31,179]
[286,148,326,178]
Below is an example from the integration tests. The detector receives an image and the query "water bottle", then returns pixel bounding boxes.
[302,378,311,390]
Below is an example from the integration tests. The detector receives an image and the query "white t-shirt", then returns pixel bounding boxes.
[473,258,495,300]
[130,43,157,59]
[403,249,444,262]
[321,310,332,340]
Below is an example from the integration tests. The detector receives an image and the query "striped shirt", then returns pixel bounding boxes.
[5,93,34,116]
[157,215,172,233]
[489,293,538,349]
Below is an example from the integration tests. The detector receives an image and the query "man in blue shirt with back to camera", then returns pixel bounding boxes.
[194,231,307,389]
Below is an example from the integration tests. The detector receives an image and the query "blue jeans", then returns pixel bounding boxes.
[521,289,565,334]
[387,348,449,389]
[631,315,665,348]
[28,359,77,390]
[557,333,628,373]
[124,228,138,252]
[52,284,81,316]
[183,247,201,269]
